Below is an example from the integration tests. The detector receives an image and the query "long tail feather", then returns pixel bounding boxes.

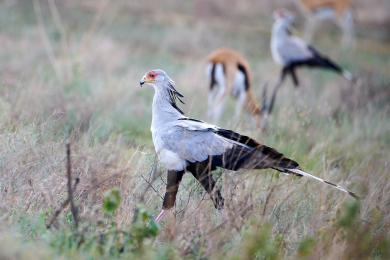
[287,168,359,199]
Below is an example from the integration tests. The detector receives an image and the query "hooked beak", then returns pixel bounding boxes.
[140,79,145,87]
[139,76,154,87]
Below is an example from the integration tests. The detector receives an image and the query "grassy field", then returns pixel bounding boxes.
[0,0,389,259]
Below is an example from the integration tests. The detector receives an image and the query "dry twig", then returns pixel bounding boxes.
[46,177,80,229]
[46,142,79,229]
[66,142,79,228]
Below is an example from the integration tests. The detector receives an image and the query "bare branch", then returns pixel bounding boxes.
[46,177,80,229]
[132,154,160,223]
[66,142,78,228]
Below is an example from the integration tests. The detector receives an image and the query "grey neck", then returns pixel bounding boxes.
[151,86,184,131]
[272,20,290,40]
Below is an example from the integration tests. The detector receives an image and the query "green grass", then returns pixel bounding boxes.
[0,0,389,259]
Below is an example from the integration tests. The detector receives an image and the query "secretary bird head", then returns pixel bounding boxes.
[139,69,358,223]
[273,8,295,26]
[140,69,167,86]
[140,69,185,114]
[140,69,179,92]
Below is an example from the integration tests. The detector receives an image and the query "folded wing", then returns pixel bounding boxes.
[162,118,300,172]
[277,36,313,64]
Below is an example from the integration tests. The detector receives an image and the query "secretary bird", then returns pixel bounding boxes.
[269,8,355,113]
[139,69,358,222]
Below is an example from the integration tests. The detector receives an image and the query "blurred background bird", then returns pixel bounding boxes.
[269,8,355,114]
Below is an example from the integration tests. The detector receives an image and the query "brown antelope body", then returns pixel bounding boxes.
[297,0,354,46]
[206,48,264,124]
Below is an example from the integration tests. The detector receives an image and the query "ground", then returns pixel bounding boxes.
[0,0,389,259]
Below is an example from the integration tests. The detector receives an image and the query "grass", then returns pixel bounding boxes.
[0,0,389,259]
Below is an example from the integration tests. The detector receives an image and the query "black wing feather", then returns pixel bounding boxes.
[214,128,300,171]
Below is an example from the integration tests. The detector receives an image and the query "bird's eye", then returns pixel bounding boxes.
[148,72,156,79]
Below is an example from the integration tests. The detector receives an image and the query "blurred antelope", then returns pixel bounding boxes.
[296,0,355,46]
[206,48,267,125]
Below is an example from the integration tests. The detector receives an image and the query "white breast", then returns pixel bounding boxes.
[271,39,284,65]
[158,148,187,171]
[152,129,187,171]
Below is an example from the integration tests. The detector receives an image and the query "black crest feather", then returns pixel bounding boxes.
[167,81,185,114]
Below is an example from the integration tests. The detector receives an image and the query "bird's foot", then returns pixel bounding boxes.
[155,208,175,223]
[155,210,166,223]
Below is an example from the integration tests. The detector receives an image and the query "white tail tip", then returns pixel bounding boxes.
[343,71,354,81]
[287,168,359,199]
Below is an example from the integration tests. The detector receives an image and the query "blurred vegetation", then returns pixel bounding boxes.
[0,0,389,259]
[2,200,389,259]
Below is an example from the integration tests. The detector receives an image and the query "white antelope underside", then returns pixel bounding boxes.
[206,63,247,123]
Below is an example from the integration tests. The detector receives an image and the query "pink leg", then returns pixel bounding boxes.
[155,209,166,222]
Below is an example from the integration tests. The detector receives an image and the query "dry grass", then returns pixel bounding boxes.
[0,0,389,259]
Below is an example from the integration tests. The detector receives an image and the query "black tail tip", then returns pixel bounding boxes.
[349,191,360,200]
